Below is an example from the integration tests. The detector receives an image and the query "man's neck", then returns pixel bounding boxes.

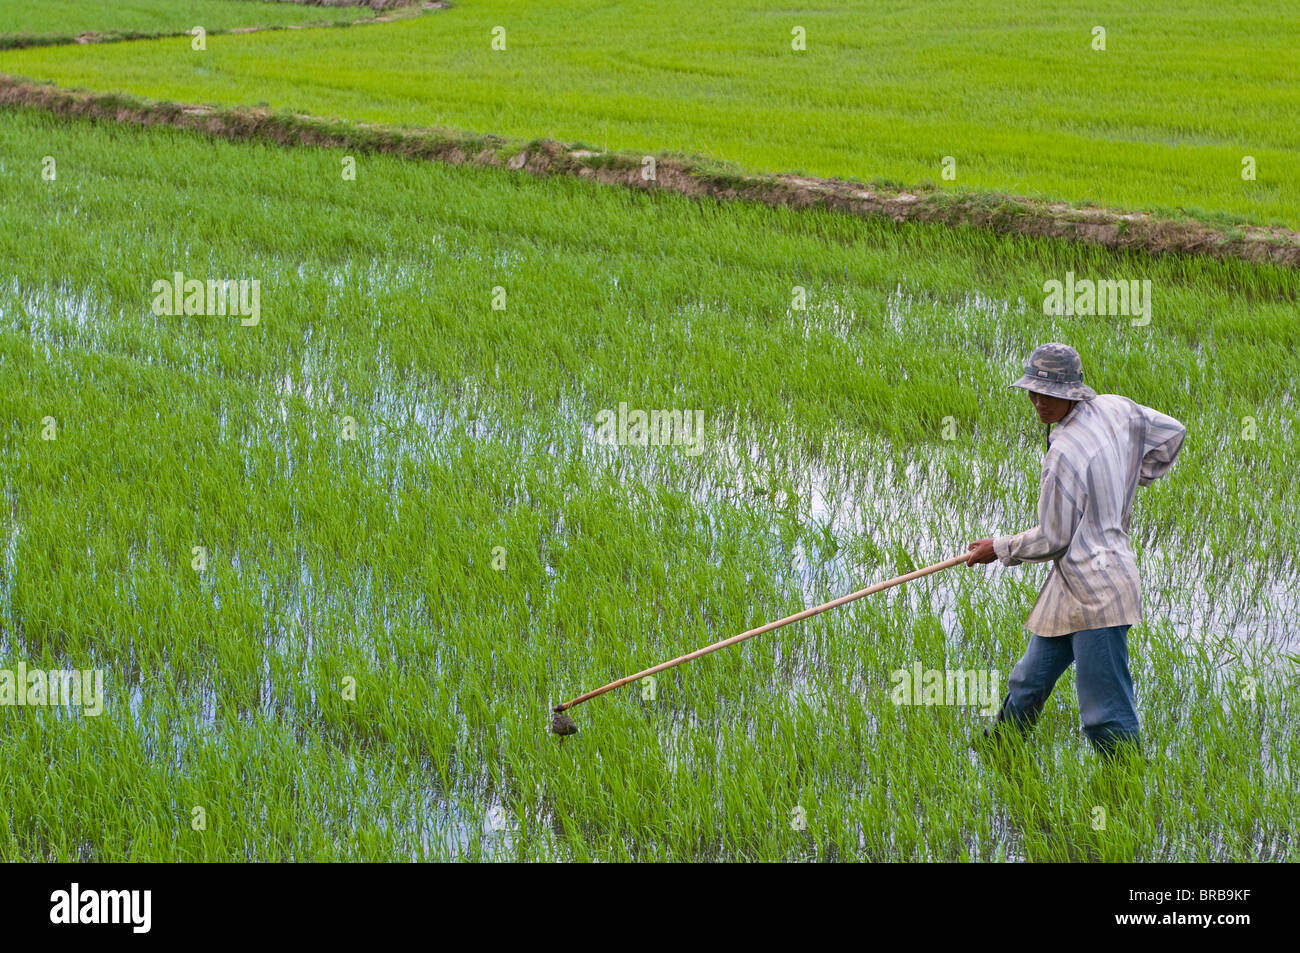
[1047,400,1080,447]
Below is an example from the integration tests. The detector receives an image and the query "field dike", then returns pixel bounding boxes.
[2,75,1296,269]
[252,1,430,7]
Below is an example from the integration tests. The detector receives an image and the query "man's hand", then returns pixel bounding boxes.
[966,538,997,566]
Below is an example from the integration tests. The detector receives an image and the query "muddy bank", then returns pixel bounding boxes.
[263,1,432,8]
[249,0,429,8]
[1,76,1295,269]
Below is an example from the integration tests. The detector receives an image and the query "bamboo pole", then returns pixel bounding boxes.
[554,553,970,713]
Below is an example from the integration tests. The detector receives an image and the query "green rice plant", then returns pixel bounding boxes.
[0,106,1295,861]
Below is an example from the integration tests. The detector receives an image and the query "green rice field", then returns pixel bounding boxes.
[1,99,1296,861]
[0,0,374,48]
[3,0,1297,227]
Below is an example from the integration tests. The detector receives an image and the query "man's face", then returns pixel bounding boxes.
[1027,390,1075,424]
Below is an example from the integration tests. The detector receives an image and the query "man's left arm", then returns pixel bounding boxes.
[1137,403,1186,486]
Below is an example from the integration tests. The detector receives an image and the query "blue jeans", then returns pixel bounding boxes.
[995,625,1140,758]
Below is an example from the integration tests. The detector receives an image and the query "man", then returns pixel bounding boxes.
[966,343,1185,759]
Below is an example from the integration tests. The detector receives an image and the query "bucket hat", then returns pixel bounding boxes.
[1009,343,1096,401]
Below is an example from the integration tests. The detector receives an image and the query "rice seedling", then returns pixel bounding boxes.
[0,105,1295,861]
[3,0,1297,227]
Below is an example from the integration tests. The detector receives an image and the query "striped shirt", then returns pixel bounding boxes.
[994,394,1186,637]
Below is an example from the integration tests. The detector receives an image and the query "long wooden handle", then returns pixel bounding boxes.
[554,552,970,712]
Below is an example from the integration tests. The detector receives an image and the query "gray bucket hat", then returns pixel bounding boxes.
[1010,343,1096,401]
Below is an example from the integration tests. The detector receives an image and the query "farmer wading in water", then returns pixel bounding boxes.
[965,343,1185,759]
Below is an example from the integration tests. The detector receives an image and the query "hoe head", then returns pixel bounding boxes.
[550,707,579,736]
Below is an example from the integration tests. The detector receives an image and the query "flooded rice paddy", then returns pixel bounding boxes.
[1,109,1296,860]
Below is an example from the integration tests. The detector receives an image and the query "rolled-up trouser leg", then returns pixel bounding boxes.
[996,633,1075,735]
[1072,624,1141,758]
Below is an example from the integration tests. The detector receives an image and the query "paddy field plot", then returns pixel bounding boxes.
[2,0,1298,228]
[0,106,1296,860]
[0,0,374,48]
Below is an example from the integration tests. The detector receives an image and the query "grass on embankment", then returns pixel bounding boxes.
[1,0,1296,230]
[0,106,1296,860]
[3,77,1296,269]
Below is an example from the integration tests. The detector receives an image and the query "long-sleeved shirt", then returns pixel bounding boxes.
[994,394,1185,637]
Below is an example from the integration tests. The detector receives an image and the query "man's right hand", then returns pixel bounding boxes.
[966,538,997,566]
